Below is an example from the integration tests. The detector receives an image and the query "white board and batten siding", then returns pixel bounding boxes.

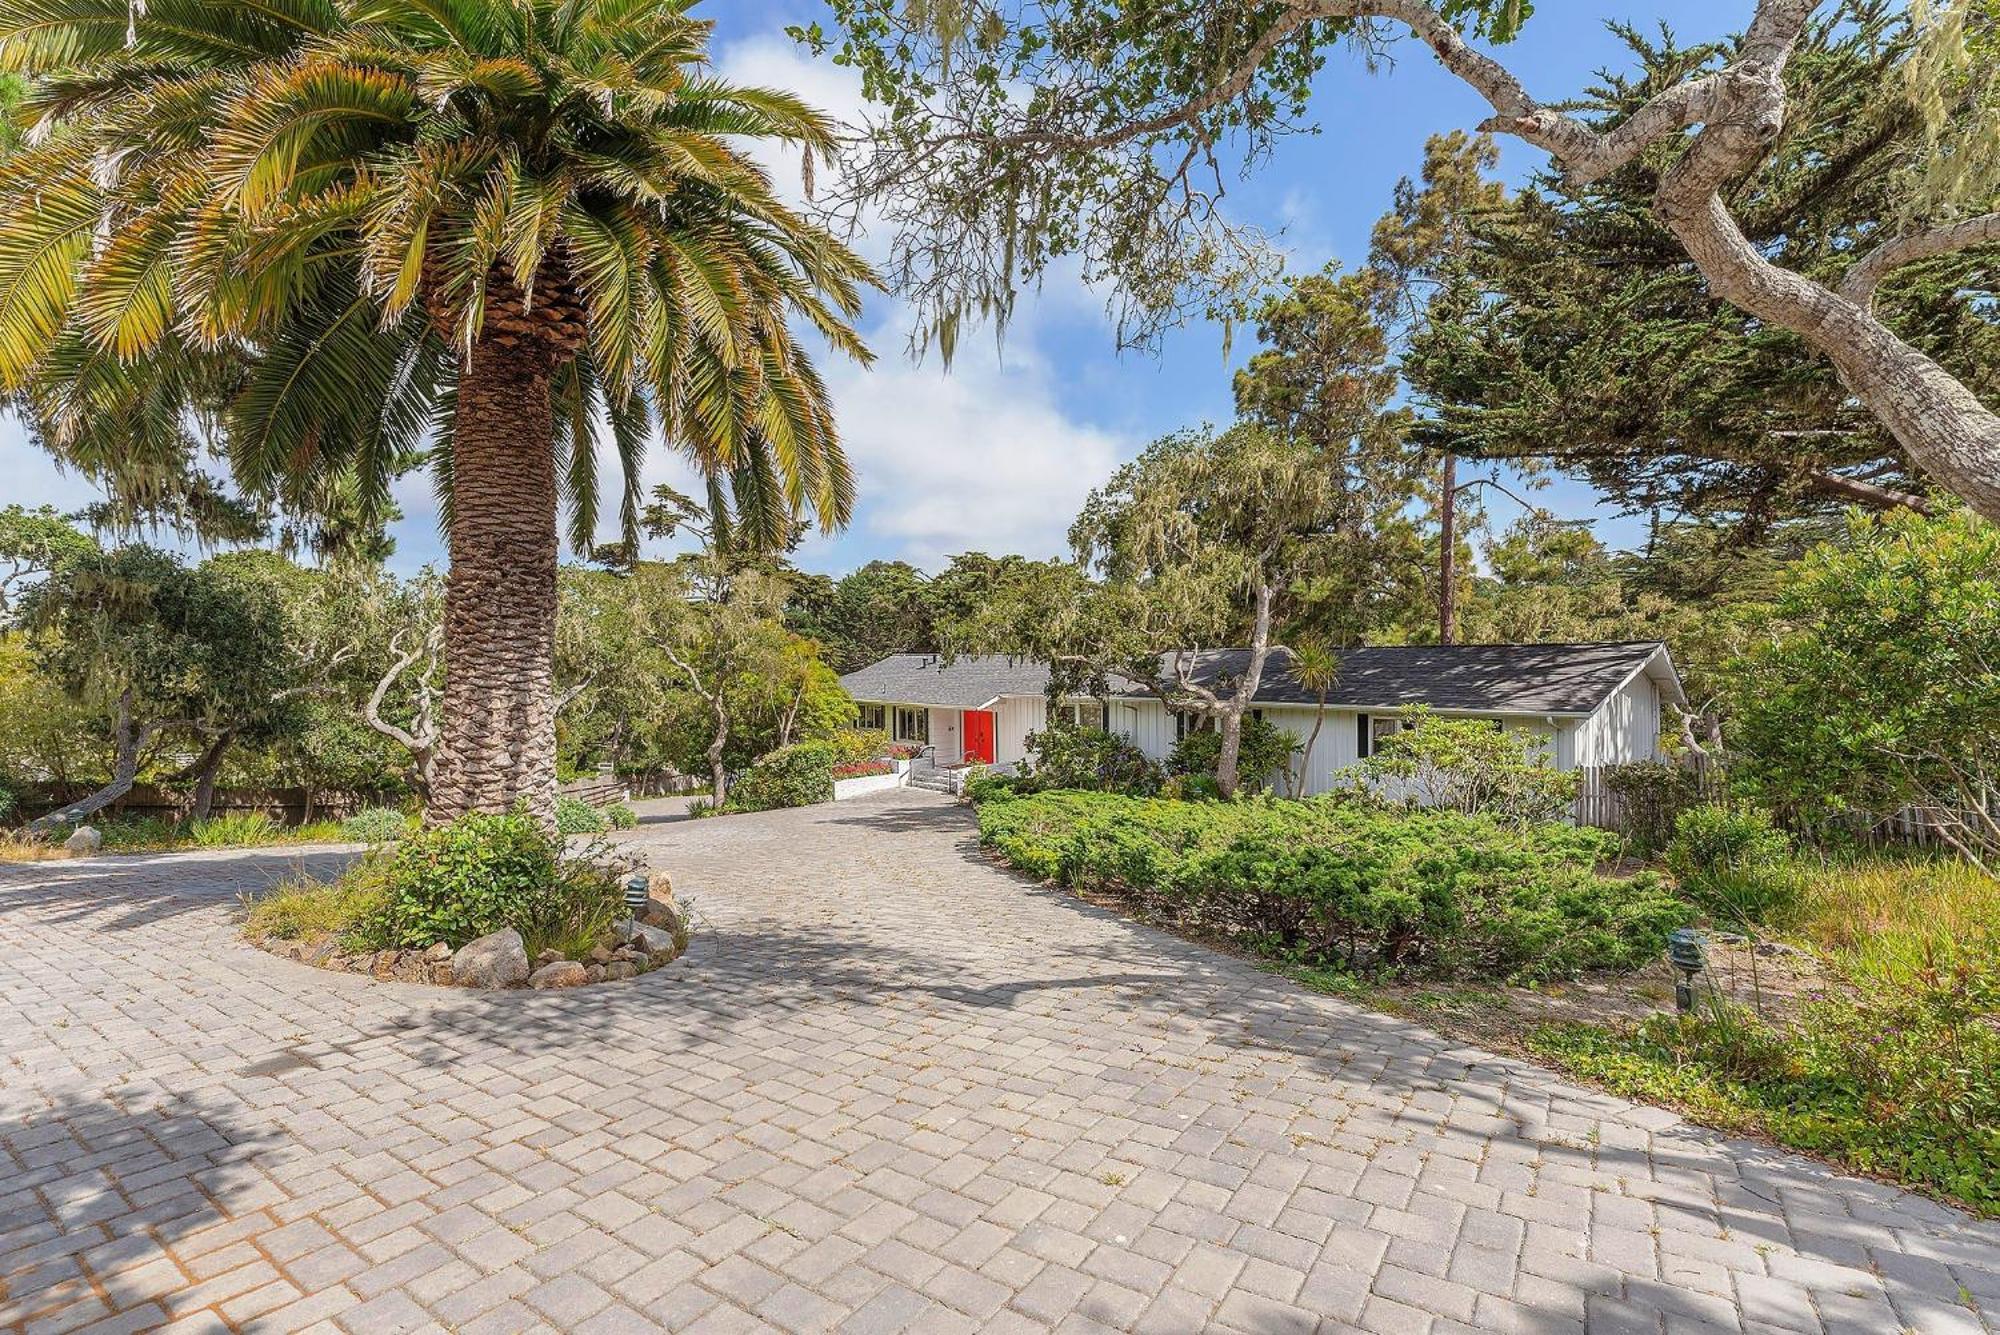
[1100,681,1664,798]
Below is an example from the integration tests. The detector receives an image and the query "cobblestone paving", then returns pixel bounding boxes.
[2,789,1996,1335]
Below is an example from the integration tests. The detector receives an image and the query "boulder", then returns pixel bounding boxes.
[63,825,102,855]
[423,942,453,963]
[632,923,680,960]
[587,944,614,966]
[370,951,401,979]
[584,964,607,983]
[452,929,530,989]
[534,948,564,968]
[392,953,430,983]
[637,894,680,929]
[604,961,637,982]
[528,961,588,989]
[612,917,641,946]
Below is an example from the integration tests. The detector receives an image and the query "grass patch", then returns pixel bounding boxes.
[1775,853,1999,991]
[243,870,390,944]
[5,812,346,855]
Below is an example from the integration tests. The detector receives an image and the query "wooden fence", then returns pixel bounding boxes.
[1572,760,1995,854]
[16,784,395,826]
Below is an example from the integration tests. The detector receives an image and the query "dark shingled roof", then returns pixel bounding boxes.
[841,643,1682,716]
[837,654,1053,709]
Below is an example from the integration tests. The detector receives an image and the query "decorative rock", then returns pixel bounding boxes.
[603,961,636,981]
[528,961,588,989]
[534,948,563,967]
[423,942,452,963]
[392,954,430,983]
[584,964,606,983]
[611,945,644,963]
[428,963,455,986]
[588,944,614,966]
[637,894,680,929]
[370,951,401,979]
[63,825,102,854]
[632,923,678,958]
[451,929,530,989]
[612,918,641,946]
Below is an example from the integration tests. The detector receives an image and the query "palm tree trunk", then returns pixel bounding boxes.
[428,334,561,828]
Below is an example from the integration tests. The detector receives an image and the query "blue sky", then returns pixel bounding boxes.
[2,0,1750,576]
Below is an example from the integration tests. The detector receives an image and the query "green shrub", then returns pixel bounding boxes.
[1667,804,1798,923]
[340,807,411,845]
[1167,715,1295,793]
[1350,708,1579,826]
[728,742,836,811]
[1024,724,1161,795]
[826,729,892,765]
[979,791,1689,982]
[362,810,560,948]
[606,803,638,830]
[555,794,611,834]
[0,783,13,823]
[964,771,1033,804]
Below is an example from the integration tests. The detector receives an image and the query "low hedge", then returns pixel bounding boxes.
[978,791,1688,982]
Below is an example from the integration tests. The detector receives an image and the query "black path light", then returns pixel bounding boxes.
[1668,928,1707,1013]
[623,870,651,915]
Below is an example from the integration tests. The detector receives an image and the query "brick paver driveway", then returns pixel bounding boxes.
[3,789,1996,1335]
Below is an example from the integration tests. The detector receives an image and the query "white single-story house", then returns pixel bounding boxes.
[837,642,1685,796]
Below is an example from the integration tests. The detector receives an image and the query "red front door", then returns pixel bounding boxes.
[963,709,996,764]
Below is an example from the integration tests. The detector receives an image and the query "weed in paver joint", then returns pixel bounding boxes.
[1099,1171,1126,1187]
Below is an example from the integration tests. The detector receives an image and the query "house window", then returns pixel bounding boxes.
[891,706,929,745]
[1357,713,1400,758]
[856,703,886,731]
[1064,701,1105,730]
[1174,711,1213,743]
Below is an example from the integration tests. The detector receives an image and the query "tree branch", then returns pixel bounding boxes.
[1838,212,2000,307]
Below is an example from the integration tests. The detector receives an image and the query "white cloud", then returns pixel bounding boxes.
[818,318,1125,572]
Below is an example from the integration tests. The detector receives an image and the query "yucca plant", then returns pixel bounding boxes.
[0,0,874,825]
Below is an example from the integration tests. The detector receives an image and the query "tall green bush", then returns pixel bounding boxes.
[1666,804,1798,923]
[1349,708,1578,826]
[1167,716,1294,793]
[979,791,1689,982]
[1024,724,1162,795]
[728,742,837,811]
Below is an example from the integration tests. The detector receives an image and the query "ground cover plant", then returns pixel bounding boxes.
[1525,808,2000,1215]
[977,790,1688,983]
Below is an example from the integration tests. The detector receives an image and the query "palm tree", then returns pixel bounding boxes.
[1284,637,1339,798]
[0,0,873,825]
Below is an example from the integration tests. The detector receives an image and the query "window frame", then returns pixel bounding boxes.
[856,702,886,731]
[891,706,929,745]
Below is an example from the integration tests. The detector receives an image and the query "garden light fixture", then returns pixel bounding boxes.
[623,872,650,915]
[1668,929,1706,1013]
